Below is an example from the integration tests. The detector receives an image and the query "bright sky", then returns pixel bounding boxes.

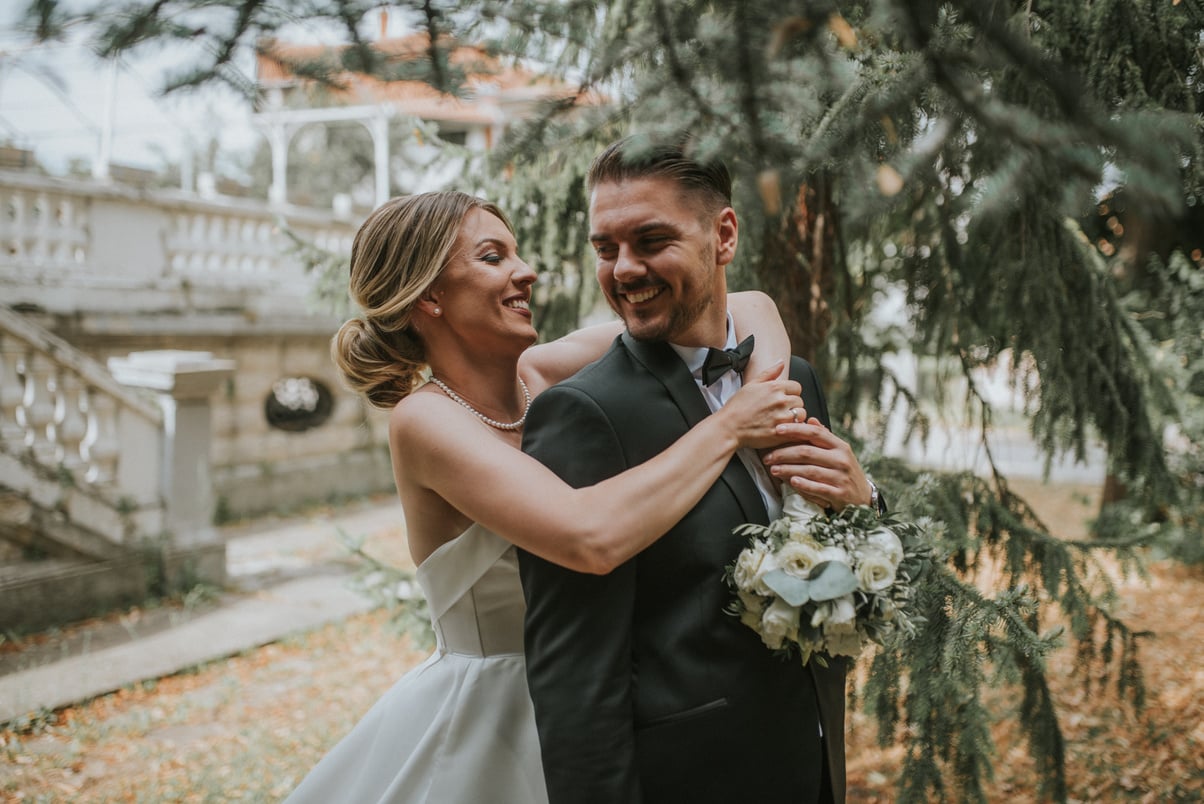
[0,5,406,178]
[0,12,257,176]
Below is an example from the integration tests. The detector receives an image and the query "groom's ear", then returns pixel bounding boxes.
[715,207,738,267]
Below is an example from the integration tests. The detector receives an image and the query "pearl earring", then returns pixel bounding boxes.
[433,307,442,316]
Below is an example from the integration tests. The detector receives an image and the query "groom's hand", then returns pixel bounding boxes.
[761,417,872,511]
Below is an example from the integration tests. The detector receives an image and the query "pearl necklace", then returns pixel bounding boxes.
[428,376,531,431]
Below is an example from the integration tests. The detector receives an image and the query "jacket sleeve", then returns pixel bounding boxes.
[792,355,832,430]
[518,383,642,804]
[792,355,889,515]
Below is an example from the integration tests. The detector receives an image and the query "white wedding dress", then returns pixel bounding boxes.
[285,524,549,803]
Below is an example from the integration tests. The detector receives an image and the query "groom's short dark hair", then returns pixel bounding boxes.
[586,133,732,216]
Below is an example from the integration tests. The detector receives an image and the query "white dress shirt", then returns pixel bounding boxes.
[669,314,783,521]
[671,319,824,738]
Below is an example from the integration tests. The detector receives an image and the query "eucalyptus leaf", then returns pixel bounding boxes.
[808,561,859,601]
[762,568,812,607]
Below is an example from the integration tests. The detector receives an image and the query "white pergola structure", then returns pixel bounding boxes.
[252,102,398,208]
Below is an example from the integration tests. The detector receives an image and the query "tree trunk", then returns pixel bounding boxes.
[756,175,839,365]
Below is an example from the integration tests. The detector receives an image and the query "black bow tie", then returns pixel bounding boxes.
[700,335,755,386]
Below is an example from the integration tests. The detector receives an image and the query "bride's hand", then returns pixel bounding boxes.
[714,362,805,450]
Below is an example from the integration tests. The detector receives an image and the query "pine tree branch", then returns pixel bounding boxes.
[731,1,768,165]
[419,0,448,93]
[648,0,719,125]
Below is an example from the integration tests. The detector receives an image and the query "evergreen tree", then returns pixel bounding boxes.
[23,1,1204,800]
[469,6,1203,798]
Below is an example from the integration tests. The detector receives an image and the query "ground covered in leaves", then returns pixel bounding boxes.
[1,481,1201,802]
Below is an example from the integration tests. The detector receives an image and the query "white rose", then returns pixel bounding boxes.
[810,595,857,628]
[816,544,851,567]
[855,547,898,592]
[733,540,774,594]
[759,598,800,650]
[776,540,825,579]
[865,527,904,566]
[782,488,825,524]
[823,620,864,657]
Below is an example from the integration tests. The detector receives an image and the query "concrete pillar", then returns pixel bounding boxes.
[108,350,236,588]
[370,112,391,207]
[268,122,290,206]
[92,59,118,181]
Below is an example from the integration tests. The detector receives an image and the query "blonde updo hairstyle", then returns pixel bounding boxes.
[332,191,514,409]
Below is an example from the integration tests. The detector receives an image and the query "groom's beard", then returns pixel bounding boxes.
[620,286,713,343]
[615,244,717,343]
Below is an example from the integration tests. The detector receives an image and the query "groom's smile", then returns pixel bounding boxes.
[622,285,664,304]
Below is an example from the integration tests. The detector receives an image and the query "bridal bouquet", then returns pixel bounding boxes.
[725,486,930,666]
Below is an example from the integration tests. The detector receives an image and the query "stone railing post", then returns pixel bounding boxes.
[108,350,235,588]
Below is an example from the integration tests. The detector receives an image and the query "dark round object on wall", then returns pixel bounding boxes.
[264,376,334,432]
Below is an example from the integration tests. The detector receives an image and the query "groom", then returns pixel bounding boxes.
[518,136,877,804]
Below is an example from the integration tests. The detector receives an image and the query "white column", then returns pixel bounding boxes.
[22,352,56,463]
[268,123,290,206]
[180,141,195,193]
[0,334,25,447]
[92,59,118,181]
[54,370,88,471]
[109,350,235,585]
[370,112,391,207]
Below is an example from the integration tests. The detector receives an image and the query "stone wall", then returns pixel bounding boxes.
[50,323,395,521]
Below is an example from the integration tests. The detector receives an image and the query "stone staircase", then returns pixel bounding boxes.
[0,305,231,632]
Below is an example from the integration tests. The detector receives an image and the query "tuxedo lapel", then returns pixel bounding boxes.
[621,332,770,526]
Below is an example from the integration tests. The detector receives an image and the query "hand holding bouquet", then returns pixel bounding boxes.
[726,485,930,666]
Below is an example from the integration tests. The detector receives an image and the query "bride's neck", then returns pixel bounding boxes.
[425,354,526,419]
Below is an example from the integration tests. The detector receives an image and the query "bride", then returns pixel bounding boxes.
[285,191,802,803]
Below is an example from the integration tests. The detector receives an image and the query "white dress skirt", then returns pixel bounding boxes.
[285,524,549,803]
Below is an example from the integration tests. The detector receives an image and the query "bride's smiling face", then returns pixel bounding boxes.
[431,208,538,351]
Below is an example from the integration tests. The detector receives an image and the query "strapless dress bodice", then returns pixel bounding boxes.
[415,523,526,657]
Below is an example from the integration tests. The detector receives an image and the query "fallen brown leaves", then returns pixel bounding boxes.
[1,612,422,802]
[845,479,1204,802]
[844,558,1204,803]
[1,483,1201,802]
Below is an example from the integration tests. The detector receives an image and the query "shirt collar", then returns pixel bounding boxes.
[669,312,737,378]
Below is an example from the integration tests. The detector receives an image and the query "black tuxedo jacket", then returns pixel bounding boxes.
[519,333,847,804]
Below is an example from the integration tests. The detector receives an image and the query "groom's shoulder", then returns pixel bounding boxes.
[789,354,815,376]
[533,336,644,414]
[553,336,640,391]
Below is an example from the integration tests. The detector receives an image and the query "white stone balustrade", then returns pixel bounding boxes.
[0,170,358,315]
[0,305,163,507]
[0,184,89,273]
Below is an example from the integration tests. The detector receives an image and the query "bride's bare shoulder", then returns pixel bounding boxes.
[388,386,449,438]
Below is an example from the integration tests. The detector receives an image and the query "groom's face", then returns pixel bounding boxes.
[589,176,736,347]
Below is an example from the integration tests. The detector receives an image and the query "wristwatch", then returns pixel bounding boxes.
[867,479,882,516]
